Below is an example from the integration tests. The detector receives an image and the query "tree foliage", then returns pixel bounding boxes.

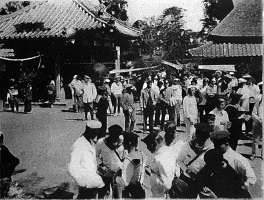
[133,6,200,61]
[98,0,128,21]
[201,0,234,33]
[0,1,30,15]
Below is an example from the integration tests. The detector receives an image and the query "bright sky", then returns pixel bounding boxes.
[0,0,204,31]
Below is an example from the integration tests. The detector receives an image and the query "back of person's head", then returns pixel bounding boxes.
[108,125,123,143]
[164,121,177,146]
[123,132,139,150]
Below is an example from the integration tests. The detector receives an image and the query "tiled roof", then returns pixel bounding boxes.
[0,0,141,40]
[189,42,263,58]
[210,0,262,38]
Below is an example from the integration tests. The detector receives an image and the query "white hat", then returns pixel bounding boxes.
[238,78,247,83]
[242,74,252,79]
[84,75,90,79]
[86,120,102,129]
[73,75,78,79]
[257,81,263,86]
[229,72,235,75]
[104,79,110,83]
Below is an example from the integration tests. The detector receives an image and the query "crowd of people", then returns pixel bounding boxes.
[2,68,262,198]
[66,69,262,199]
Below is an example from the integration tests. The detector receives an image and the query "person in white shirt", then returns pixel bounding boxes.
[171,78,183,126]
[82,75,97,120]
[229,72,238,89]
[173,123,214,198]
[141,131,176,198]
[111,77,124,116]
[251,81,263,160]
[121,132,147,199]
[183,86,198,139]
[96,125,126,199]
[246,77,260,133]
[210,97,230,131]
[210,131,256,195]
[68,121,104,199]
[237,78,250,113]
[198,78,209,122]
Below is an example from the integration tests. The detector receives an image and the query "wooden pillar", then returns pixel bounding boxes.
[115,46,120,76]
[55,55,61,101]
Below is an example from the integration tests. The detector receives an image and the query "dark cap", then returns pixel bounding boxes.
[194,123,214,133]
[108,125,123,139]
[124,132,140,147]
[204,149,223,165]
[98,86,107,91]
[210,131,231,140]
[194,123,214,140]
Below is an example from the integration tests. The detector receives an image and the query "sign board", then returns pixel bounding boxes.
[198,65,235,71]
[161,60,183,70]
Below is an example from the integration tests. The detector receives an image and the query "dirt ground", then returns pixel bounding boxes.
[0,105,263,198]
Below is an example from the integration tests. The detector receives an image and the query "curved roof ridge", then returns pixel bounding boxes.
[74,0,140,34]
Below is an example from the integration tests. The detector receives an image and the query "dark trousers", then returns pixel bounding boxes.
[160,104,174,130]
[154,102,162,125]
[24,100,32,113]
[123,182,145,199]
[198,105,207,123]
[47,94,55,105]
[124,110,135,132]
[245,103,255,133]
[143,105,154,134]
[77,187,97,199]
[83,102,94,120]
[113,94,121,114]
[97,176,122,199]
[97,113,107,138]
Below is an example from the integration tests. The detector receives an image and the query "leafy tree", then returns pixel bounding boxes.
[201,0,234,34]
[133,6,199,61]
[0,1,30,15]
[98,0,128,21]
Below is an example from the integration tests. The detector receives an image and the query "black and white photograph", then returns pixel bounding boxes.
[0,0,263,199]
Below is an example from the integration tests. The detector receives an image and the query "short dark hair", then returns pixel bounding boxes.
[164,121,177,146]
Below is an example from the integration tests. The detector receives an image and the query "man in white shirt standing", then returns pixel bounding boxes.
[209,97,230,131]
[68,121,104,199]
[111,77,124,116]
[183,85,198,139]
[141,131,175,198]
[82,75,97,120]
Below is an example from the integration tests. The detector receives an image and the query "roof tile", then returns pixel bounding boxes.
[0,0,140,40]
[189,42,262,58]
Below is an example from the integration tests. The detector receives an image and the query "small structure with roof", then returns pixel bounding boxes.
[189,0,262,79]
